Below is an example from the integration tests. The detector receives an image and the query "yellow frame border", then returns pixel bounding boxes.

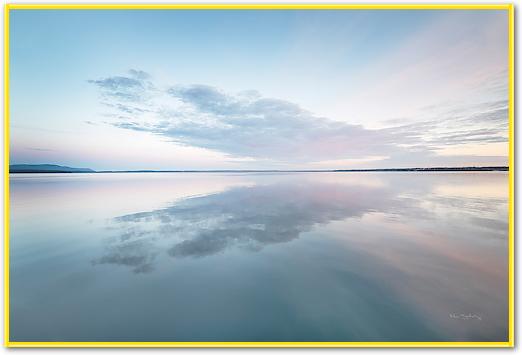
[2,3,514,348]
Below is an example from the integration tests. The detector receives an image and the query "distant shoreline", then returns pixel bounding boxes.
[9,165,509,174]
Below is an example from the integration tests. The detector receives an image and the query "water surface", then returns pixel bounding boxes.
[10,172,508,342]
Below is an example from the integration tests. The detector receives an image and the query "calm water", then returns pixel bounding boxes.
[10,172,508,342]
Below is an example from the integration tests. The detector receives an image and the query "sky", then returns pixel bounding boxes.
[9,9,509,170]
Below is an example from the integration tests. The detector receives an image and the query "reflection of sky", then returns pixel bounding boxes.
[10,172,508,342]
[97,181,395,271]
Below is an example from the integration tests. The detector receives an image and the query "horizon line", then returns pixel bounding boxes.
[8,164,509,174]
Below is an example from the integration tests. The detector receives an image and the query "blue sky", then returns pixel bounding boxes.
[10,9,509,170]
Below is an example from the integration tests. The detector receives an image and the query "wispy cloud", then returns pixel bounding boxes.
[24,147,54,152]
[88,69,508,166]
[88,69,156,102]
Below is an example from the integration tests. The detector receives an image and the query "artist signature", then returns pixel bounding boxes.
[449,313,482,321]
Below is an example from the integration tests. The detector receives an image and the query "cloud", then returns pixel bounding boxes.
[88,70,508,166]
[128,69,151,80]
[24,147,54,152]
[411,100,508,147]
[88,69,156,102]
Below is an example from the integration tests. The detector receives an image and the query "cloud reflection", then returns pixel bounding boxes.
[94,181,395,272]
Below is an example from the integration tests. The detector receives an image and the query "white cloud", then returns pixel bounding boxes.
[89,69,508,168]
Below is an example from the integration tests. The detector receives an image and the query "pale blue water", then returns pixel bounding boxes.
[9,172,508,342]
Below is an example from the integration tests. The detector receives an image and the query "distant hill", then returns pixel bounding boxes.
[10,164,95,173]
